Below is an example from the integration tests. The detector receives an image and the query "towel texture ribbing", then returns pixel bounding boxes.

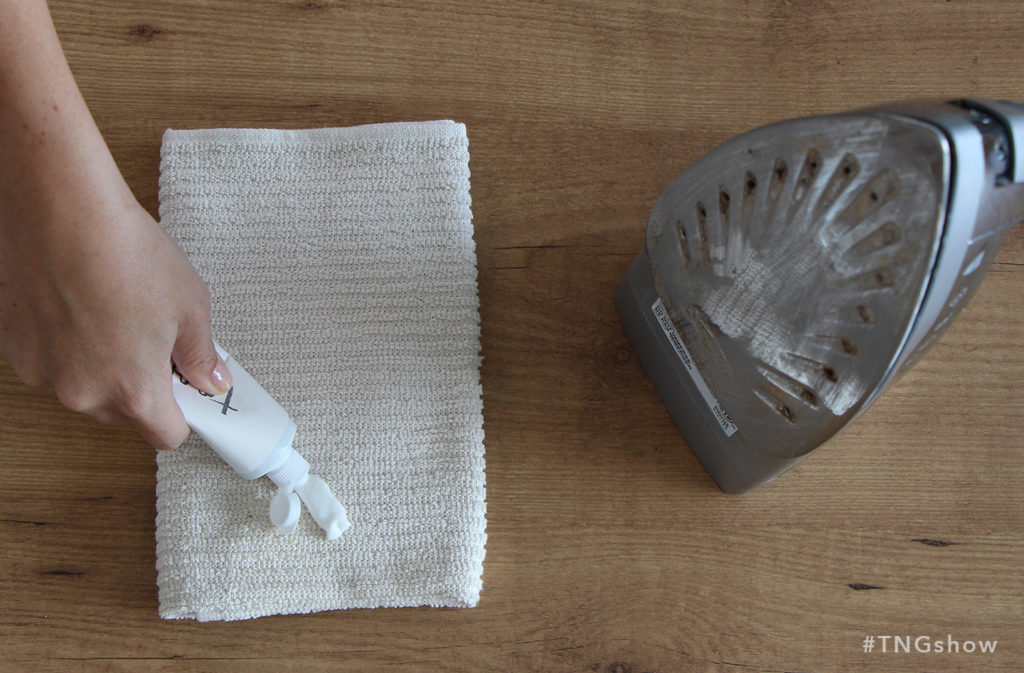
[154,121,485,621]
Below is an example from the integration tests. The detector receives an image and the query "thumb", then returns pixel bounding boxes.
[172,317,232,395]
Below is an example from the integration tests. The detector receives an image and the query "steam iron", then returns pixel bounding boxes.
[616,98,1024,492]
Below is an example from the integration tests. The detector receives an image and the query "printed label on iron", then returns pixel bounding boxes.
[651,298,737,436]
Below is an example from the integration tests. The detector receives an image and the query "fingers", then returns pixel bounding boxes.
[171,307,232,396]
[132,382,191,451]
[54,367,191,451]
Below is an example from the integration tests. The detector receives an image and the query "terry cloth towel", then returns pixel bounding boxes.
[154,121,486,621]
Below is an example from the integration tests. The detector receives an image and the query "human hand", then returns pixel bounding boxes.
[0,0,231,450]
[0,180,232,451]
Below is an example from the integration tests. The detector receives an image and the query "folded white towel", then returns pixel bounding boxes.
[154,121,486,621]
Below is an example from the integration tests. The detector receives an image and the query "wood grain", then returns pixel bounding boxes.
[1,1,1022,671]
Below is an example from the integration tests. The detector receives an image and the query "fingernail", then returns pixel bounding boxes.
[211,358,233,394]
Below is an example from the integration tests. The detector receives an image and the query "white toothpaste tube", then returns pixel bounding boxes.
[170,343,350,540]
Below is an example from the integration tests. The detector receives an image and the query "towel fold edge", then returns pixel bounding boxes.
[162,120,465,146]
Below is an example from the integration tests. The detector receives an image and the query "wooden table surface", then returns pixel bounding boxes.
[2,2,1022,671]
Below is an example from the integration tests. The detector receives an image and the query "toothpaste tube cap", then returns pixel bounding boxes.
[268,489,301,533]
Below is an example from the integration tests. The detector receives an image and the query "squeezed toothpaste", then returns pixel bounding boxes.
[171,342,350,540]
